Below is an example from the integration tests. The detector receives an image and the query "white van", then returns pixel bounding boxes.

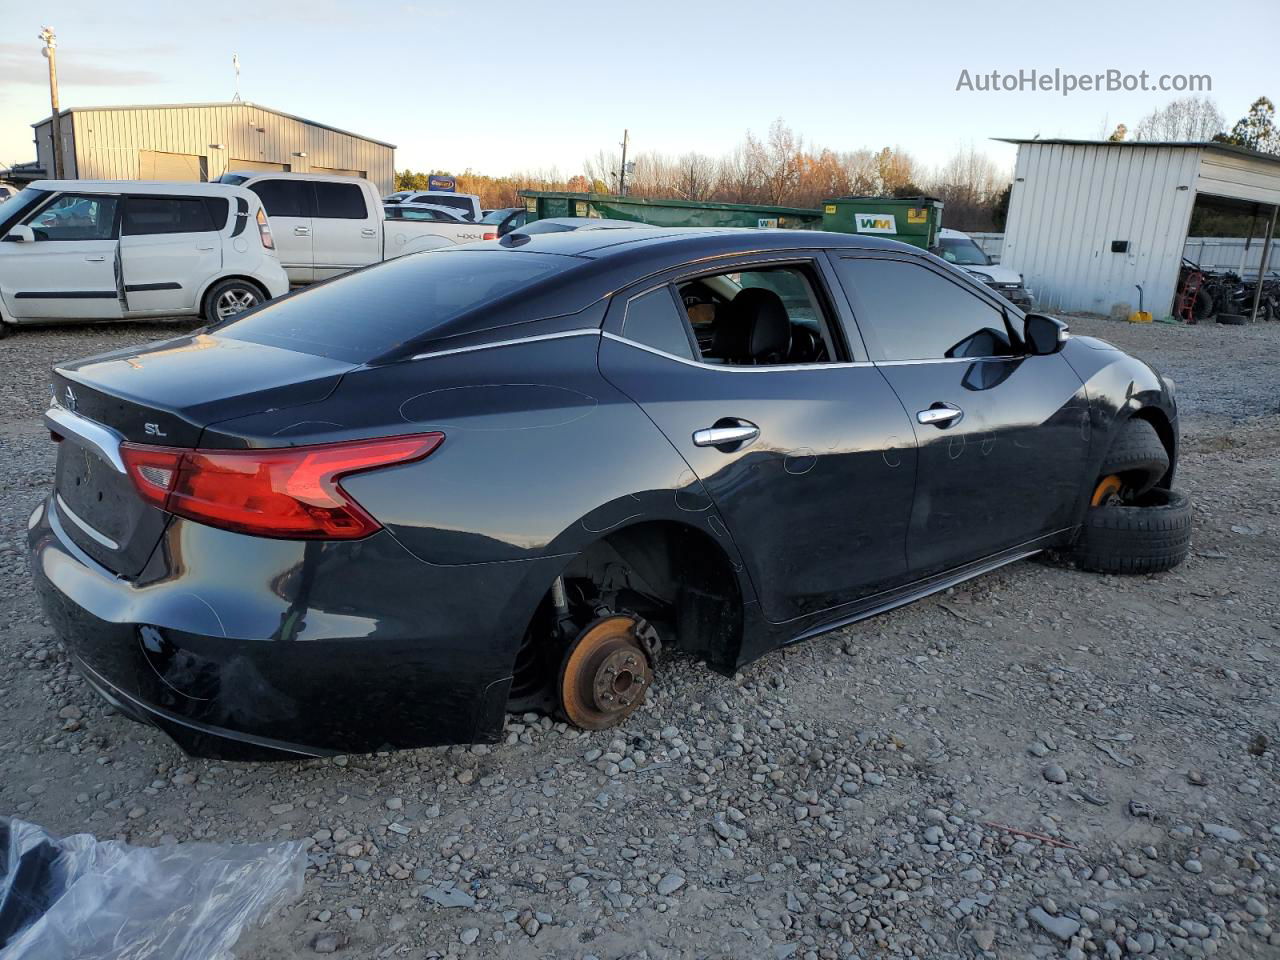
[0,181,289,335]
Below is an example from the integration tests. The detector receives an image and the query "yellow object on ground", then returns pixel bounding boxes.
[1128,311,1153,323]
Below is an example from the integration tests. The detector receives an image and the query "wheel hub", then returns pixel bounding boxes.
[559,616,652,730]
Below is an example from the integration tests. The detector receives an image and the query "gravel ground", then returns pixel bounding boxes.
[1,315,1278,959]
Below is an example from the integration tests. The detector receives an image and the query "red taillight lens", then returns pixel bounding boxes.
[483,232,497,240]
[256,208,275,250]
[121,434,443,540]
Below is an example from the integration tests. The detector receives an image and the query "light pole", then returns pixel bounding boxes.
[39,26,64,180]
[618,129,629,197]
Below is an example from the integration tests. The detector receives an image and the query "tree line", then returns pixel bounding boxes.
[398,119,1013,231]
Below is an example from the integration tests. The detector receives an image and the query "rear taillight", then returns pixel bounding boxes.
[121,434,443,539]
[483,232,497,240]
[256,208,275,250]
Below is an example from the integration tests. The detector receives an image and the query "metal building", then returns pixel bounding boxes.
[999,139,1280,318]
[31,101,395,194]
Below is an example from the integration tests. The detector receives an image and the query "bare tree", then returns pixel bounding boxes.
[1133,97,1225,141]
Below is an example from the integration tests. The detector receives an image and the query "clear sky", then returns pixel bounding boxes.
[3,0,1276,179]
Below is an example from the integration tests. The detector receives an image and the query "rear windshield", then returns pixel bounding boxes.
[414,194,472,214]
[218,249,581,362]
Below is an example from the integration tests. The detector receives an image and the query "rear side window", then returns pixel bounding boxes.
[621,287,694,360]
[413,194,472,216]
[219,250,581,362]
[122,196,225,235]
[314,182,367,219]
[250,179,311,218]
[835,258,1014,361]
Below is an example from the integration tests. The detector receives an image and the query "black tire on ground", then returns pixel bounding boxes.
[0,320,10,339]
[201,278,267,324]
[1216,313,1247,325]
[1099,418,1169,495]
[1071,488,1191,575]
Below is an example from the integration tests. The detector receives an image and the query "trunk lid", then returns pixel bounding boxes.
[48,332,355,576]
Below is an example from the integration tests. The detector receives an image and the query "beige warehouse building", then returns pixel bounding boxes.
[32,101,395,194]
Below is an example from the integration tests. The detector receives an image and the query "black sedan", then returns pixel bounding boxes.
[28,228,1189,759]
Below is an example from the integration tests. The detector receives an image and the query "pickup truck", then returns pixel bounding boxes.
[217,173,494,284]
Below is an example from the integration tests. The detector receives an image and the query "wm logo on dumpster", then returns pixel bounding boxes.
[854,213,897,234]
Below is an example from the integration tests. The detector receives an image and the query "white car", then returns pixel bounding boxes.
[219,173,494,284]
[382,190,482,222]
[0,181,288,335]
[934,227,1033,309]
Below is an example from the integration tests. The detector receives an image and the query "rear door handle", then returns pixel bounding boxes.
[360,228,377,238]
[84,256,106,262]
[917,404,963,427]
[693,422,760,448]
[196,245,215,251]
[294,226,310,236]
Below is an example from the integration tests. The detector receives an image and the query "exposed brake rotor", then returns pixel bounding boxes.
[558,614,655,730]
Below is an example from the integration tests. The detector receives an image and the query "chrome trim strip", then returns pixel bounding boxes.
[876,356,1012,366]
[601,332,875,371]
[44,405,128,474]
[55,495,120,550]
[410,329,601,361]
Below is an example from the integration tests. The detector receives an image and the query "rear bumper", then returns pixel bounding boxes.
[27,497,561,759]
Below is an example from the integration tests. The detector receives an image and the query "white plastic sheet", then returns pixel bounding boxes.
[0,817,305,960]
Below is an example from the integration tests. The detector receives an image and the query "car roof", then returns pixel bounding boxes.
[493,226,919,259]
[30,180,254,198]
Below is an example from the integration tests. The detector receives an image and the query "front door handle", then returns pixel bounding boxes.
[693,421,760,449]
[917,404,963,427]
[294,226,311,237]
[196,245,215,251]
[84,256,106,262]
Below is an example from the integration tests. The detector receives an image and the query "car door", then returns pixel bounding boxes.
[247,178,312,283]
[311,181,379,280]
[119,195,226,314]
[831,253,1092,576]
[0,192,123,321]
[597,255,918,625]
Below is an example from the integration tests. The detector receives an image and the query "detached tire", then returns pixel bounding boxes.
[1100,418,1169,495]
[1216,313,1247,325]
[1072,488,1191,574]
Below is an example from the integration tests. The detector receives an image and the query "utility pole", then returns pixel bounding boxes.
[39,27,64,180]
[618,129,629,197]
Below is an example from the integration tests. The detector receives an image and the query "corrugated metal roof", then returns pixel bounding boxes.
[32,101,395,149]
[995,137,1280,168]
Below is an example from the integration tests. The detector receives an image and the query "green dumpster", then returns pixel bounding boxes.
[821,196,944,249]
[519,191,824,230]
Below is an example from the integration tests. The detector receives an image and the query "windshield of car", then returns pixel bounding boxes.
[0,187,50,233]
[217,250,581,362]
[216,174,250,185]
[516,221,575,234]
[938,236,991,266]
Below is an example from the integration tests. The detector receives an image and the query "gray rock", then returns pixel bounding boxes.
[1042,763,1068,784]
[310,931,344,954]
[1028,906,1080,941]
[657,874,685,895]
[460,927,479,945]
[420,882,476,908]
[1245,897,1267,918]
[1202,822,1242,843]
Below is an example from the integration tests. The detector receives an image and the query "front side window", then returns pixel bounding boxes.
[250,180,311,219]
[25,193,118,241]
[621,287,695,360]
[836,258,1015,361]
[671,263,840,366]
[123,196,221,235]
[314,182,367,219]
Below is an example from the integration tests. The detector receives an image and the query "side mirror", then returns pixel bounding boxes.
[1025,313,1068,355]
[3,224,34,243]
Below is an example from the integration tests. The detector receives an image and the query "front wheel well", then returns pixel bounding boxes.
[509,521,745,712]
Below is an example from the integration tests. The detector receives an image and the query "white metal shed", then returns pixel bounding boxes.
[998,139,1280,318]
[32,101,396,195]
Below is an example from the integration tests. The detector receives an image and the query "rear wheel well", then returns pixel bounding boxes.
[509,521,744,712]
